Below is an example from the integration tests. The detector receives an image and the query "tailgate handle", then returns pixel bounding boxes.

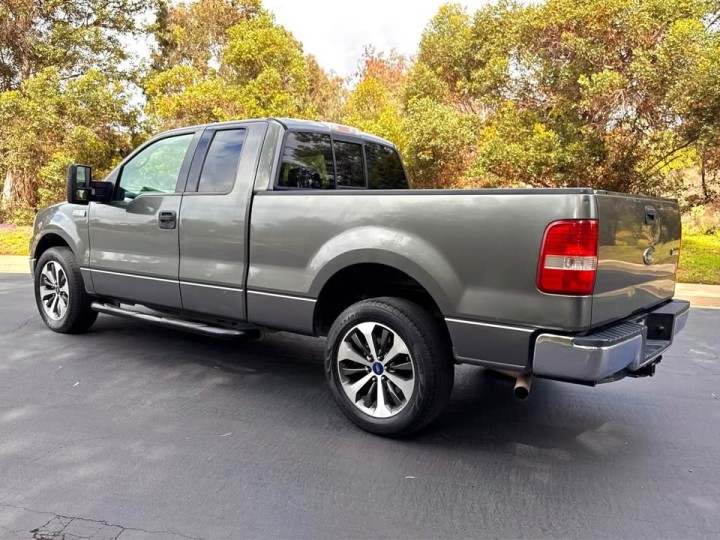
[644,206,656,224]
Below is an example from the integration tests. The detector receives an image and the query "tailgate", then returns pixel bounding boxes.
[592,192,681,327]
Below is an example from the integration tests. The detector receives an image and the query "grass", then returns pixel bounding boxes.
[677,233,720,285]
[1,222,718,284]
[0,225,32,256]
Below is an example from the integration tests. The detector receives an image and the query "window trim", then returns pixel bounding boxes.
[114,130,202,200]
[185,127,248,194]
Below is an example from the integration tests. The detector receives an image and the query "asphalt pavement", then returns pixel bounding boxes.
[0,273,719,539]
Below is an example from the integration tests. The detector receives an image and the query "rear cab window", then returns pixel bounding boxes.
[275,130,409,190]
[278,132,335,189]
[365,143,408,190]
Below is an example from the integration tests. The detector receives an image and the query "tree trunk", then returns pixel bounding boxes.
[1,169,13,209]
[701,155,709,203]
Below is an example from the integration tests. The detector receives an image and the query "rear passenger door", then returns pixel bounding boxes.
[178,122,268,320]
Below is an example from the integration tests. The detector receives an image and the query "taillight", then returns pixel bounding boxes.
[537,220,598,295]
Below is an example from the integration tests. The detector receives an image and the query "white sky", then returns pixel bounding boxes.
[263,0,492,79]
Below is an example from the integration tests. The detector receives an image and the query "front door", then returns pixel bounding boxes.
[88,131,198,309]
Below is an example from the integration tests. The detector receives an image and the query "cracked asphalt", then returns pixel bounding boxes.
[1,273,719,539]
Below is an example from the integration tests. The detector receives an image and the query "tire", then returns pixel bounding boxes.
[34,247,98,334]
[325,297,454,437]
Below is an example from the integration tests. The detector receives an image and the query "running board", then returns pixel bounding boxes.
[91,302,254,338]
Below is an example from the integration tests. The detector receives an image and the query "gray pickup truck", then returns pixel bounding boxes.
[30,118,689,436]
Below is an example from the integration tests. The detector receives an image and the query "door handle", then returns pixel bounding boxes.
[158,210,177,229]
[644,205,656,224]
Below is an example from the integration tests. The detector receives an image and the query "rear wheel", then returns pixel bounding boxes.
[325,297,454,437]
[34,247,98,334]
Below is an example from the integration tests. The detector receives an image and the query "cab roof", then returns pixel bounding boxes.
[165,117,396,148]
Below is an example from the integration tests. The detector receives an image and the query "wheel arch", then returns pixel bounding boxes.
[33,232,74,262]
[312,259,453,343]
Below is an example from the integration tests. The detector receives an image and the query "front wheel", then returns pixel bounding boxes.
[324,297,454,437]
[34,247,98,334]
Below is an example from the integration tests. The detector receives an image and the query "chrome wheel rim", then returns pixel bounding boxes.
[337,322,415,418]
[39,261,69,321]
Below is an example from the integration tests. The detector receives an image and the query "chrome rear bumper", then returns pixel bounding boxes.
[533,300,690,383]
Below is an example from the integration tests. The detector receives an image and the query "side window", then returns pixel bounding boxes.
[334,141,365,188]
[366,143,409,190]
[198,129,246,193]
[118,134,194,198]
[278,132,334,189]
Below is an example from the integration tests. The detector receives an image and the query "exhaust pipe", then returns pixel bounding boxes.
[513,374,533,401]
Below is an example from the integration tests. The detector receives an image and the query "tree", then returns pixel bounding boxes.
[0,68,139,220]
[144,1,343,130]
[0,0,152,219]
[342,48,407,151]
[0,0,153,91]
[403,0,720,197]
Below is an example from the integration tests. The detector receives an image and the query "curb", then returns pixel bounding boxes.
[674,283,720,309]
[0,255,29,274]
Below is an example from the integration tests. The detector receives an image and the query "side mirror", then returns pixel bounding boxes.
[67,164,92,205]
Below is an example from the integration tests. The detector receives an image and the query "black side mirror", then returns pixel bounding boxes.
[67,164,92,205]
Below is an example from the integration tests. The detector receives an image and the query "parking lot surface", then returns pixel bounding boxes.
[1,273,719,539]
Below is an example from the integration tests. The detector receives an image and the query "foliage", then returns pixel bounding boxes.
[392,0,720,195]
[1,0,720,226]
[342,49,408,154]
[144,1,343,130]
[0,68,139,215]
[683,203,720,235]
[0,0,154,91]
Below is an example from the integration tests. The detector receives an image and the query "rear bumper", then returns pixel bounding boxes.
[533,300,690,383]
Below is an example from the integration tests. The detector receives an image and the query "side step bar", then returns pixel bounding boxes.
[91,302,255,338]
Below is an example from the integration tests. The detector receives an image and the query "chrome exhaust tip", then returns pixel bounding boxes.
[513,374,533,401]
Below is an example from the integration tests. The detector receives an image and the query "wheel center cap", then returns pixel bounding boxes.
[372,362,384,375]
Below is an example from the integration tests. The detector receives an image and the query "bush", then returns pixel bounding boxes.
[682,204,720,236]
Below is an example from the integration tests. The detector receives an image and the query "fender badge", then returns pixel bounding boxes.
[643,246,656,265]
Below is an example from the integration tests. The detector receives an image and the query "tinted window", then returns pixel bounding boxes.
[198,129,246,193]
[334,141,365,188]
[366,143,409,189]
[118,134,194,198]
[278,132,334,189]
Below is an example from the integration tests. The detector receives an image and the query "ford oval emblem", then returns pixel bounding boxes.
[643,246,656,265]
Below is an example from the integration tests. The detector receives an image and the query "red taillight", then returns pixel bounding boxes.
[537,220,598,295]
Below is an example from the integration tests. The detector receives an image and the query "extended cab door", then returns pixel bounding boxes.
[178,121,268,320]
[88,129,201,308]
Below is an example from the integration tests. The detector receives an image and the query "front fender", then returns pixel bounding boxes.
[31,203,89,264]
[307,226,462,314]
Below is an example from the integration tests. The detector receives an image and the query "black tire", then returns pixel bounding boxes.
[325,297,454,437]
[34,247,98,334]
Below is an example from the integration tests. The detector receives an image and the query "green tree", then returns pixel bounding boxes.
[0,0,153,91]
[0,68,139,220]
[0,0,152,220]
[342,48,407,151]
[145,1,343,130]
[404,0,720,197]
